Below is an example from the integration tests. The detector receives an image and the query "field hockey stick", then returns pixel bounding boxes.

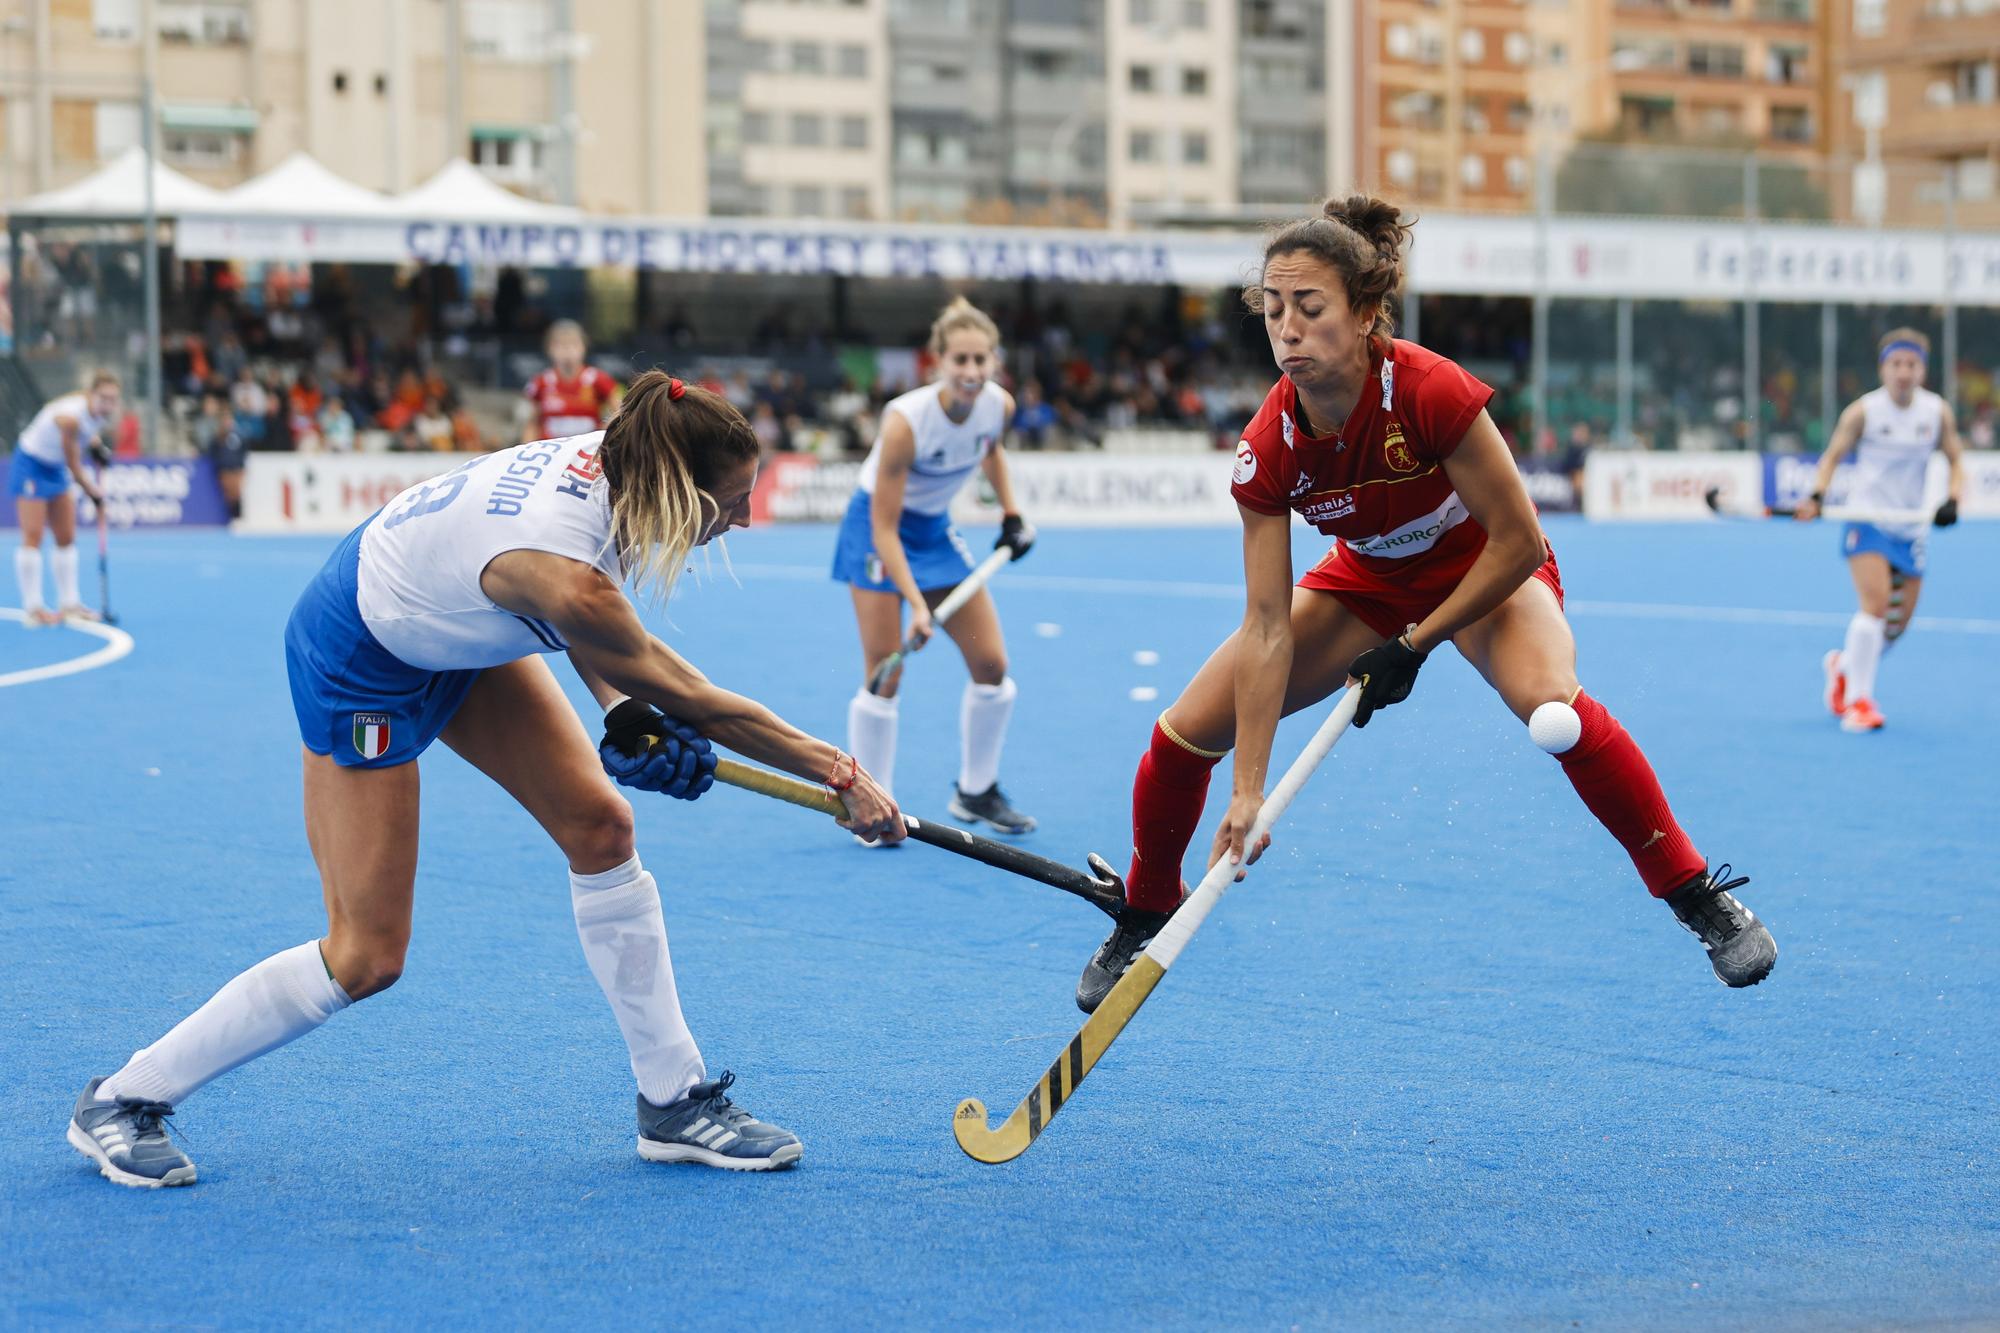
[866,546,1013,695]
[952,683,1363,1164]
[1702,486,1931,528]
[91,457,117,625]
[713,757,1125,916]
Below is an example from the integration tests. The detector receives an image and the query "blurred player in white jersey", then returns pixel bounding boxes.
[10,372,116,625]
[69,373,900,1187]
[831,297,1039,836]
[1797,328,1966,733]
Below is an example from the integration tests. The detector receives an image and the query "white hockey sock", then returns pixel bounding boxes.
[51,543,80,608]
[1843,612,1887,703]
[570,856,705,1108]
[959,676,1018,795]
[848,688,899,798]
[98,941,351,1106]
[14,545,44,612]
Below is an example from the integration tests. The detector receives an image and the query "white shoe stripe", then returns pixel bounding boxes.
[711,1130,739,1149]
[693,1123,725,1147]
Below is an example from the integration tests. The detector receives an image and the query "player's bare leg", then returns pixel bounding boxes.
[936,585,1033,833]
[1077,589,1381,1012]
[1456,578,1774,987]
[442,658,798,1168]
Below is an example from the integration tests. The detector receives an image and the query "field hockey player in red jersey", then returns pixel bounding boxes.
[1074,193,1777,1012]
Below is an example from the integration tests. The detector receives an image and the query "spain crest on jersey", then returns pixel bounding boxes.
[1384,422,1417,473]
[353,713,392,761]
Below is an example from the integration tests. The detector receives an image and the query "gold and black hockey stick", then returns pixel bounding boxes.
[951,685,1362,1164]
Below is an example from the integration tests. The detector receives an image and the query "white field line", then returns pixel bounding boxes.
[0,609,136,687]
[727,564,2000,636]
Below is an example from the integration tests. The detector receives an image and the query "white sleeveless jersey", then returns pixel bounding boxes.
[17,394,107,465]
[355,434,621,671]
[1850,387,1942,538]
[856,381,1008,516]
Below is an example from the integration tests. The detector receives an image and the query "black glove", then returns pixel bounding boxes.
[599,699,717,801]
[1346,632,1428,729]
[1934,497,1959,528]
[995,513,1036,561]
[87,439,112,467]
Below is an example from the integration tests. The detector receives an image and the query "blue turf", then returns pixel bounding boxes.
[3,517,1997,1329]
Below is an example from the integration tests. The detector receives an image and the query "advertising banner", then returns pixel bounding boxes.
[1,456,228,528]
[237,452,469,534]
[1766,450,2000,518]
[1582,451,1763,520]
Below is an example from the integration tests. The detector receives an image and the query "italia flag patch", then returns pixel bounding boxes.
[352,713,392,760]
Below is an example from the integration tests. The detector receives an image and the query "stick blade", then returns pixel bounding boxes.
[952,1097,1033,1164]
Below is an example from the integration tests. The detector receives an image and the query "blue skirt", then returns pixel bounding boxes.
[284,521,481,768]
[1841,522,1927,578]
[829,490,976,593]
[8,451,71,499]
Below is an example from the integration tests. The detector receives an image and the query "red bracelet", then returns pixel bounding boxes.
[825,750,857,792]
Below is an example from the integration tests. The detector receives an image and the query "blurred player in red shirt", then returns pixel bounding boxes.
[1075,193,1777,1013]
[523,319,620,442]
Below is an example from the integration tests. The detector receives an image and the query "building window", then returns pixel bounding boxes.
[1386,148,1416,186]
[1686,43,1744,79]
[1956,157,1996,201]
[1504,31,1532,65]
[1506,99,1532,132]
[841,185,871,219]
[1182,0,1206,25]
[741,183,771,215]
[1183,130,1207,164]
[791,42,825,74]
[1767,44,1807,85]
[839,114,868,149]
[1389,88,1445,130]
[1619,95,1676,137]
[1131,0,1155,24]
[1693,101,1741,136]
[157,2,252,45]
[1458,28,1485,63]
[1768,104,1812,142]
[93,0,140,41]
[162,128,246,169]
[1129,128,1157,163]
[94,101,143,155]
[1462,101,1489,134]
[791,185,826,217]
[1754,0,1812,17]
[743,110,772,145]
[1460,153,1486,189]
[837,43,868,78]
[743,40,774,72]
[1853,0,1883,34]
[471,132,545,187]
[1955,60,1998,105]
[332,72,348,93]
[1505,155,1530,192]
[1545,40,1566,67]
[1182,66,1208,95]
[1130,64,1155,93]
[466,0,548,61]
[1385,23,1413,60]
[790,112,824,146]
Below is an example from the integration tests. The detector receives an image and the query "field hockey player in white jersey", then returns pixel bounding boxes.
[68,372,901,1188]
[1796,328,1966,734]
[832,297,1039,837]
[10,371,117,626]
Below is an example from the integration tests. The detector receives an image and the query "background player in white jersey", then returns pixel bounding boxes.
[832,297,1038,836]
[1797,328,1965,733]
[68,372,901,1187]
[10,371,116,625]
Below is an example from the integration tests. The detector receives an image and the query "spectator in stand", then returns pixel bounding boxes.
[450,402,485,452]
[749,401,786,455]
[196,392,248,517]
[522,319,619,442]
[414,398,454,452]
[231,366,270,448]
[1012,380,1057,449]
[1560,422,1594,501]
[319,396,357,453]
[289,372,325,446]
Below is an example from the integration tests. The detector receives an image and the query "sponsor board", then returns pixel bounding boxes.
[750,455,863,524]
[1516,456,1580,514]
[0,457,228,528]
[1582,451,1763,520]
[238,453,471,533]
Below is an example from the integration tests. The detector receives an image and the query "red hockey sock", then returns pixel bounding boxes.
[1554,691,1706,897]
[1126,720,1224,912]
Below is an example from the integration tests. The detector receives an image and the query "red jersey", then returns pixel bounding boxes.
[1230,339,1494,576]
[525,366,619,440]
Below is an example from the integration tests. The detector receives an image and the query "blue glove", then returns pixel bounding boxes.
[599,699,717,801]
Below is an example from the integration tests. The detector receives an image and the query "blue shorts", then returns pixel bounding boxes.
[1842,522,1927,578]
[8,451,71,500]
[829,489,976,593]
[285,520,481,768]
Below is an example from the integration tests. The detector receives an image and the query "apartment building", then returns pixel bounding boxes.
[1827,0,2000,228]
[1596,0,1825,156]
[0,0,705,214]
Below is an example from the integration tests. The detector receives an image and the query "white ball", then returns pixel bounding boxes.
[1529,701,1582,754]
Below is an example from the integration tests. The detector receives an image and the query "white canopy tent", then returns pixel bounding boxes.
[390,159,579,223]
[219,151,398,218]
[8,145,227,218]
